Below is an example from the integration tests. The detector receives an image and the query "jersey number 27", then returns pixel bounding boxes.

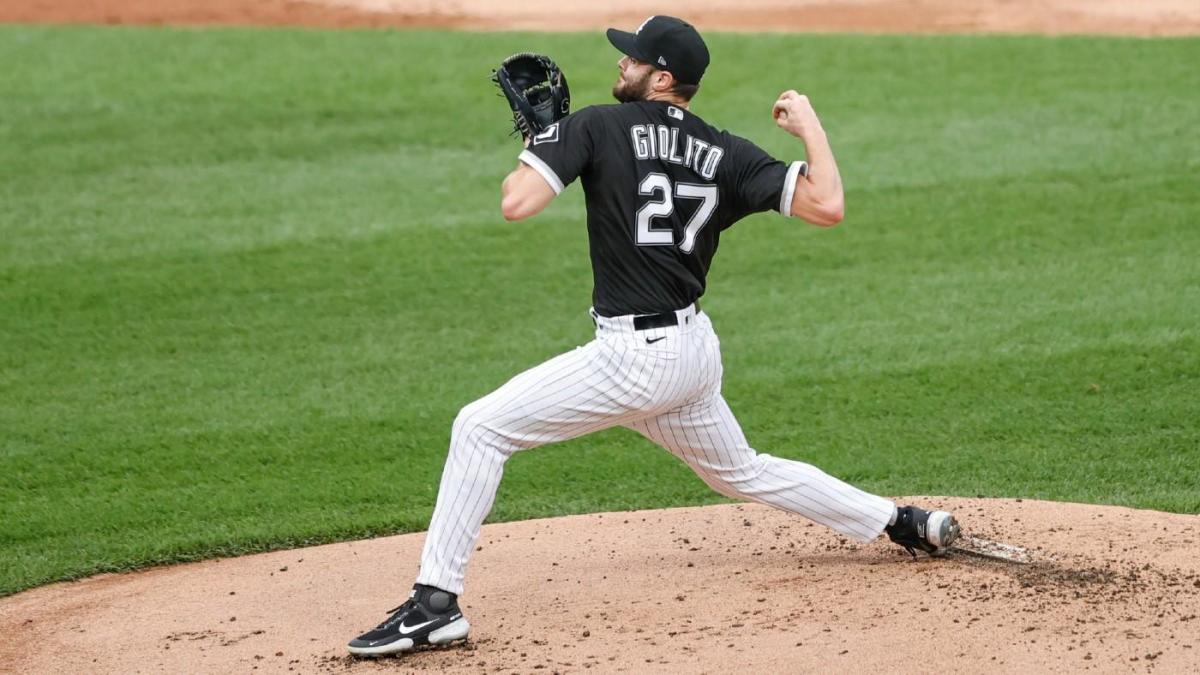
[636,173,718,254]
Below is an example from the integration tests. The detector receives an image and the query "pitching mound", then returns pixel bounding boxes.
[2,498,1198,673]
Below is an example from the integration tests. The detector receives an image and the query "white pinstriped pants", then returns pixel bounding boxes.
[416,304,894,595]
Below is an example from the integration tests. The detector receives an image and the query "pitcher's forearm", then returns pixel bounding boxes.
[790,129,844,226]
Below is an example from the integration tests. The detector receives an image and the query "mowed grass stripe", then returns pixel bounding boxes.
[1,27,1197,595]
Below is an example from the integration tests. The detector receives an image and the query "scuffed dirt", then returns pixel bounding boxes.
[2,0,1199,35]
[2,499,1198,673]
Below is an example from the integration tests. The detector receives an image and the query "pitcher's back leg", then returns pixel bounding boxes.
[626,393,894,542]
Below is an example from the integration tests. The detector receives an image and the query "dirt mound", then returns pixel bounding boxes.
[3,0,1199,35]
[2,498,1198,673]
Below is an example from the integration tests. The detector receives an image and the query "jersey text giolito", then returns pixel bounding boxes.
[629,123,726,179]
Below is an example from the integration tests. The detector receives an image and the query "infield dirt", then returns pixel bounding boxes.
[3,1,1199,673]
[3,0,1199,35]
[2,499,1199,673]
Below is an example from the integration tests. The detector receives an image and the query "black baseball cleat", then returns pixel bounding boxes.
[347,584,470,657]
[886,505,960,558]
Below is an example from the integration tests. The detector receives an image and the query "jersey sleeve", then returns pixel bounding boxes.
[727,136,808,217]
[517,106,601,195]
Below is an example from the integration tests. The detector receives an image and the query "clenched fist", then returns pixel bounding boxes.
[773,90,824,141]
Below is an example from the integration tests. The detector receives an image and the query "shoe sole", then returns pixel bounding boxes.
[347,617,470,657]
[927,511,961,551]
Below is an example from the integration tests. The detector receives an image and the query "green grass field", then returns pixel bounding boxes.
[1,25,1198,597]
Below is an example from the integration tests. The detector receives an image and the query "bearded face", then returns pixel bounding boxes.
[612,61,655,103]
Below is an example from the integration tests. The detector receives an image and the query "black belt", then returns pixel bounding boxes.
[631,302,699,331]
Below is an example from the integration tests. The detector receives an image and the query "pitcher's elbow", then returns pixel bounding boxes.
[500,196,524,222]
[810,202,844,228]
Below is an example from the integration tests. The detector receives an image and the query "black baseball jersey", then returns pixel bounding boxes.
[519,100,806,317]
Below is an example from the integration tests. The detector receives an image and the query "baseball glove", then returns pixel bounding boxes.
[492,53,571,141]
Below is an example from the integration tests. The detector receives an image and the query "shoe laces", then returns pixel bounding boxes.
[378,599,418,629]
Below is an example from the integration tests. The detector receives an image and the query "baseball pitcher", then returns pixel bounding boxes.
[348,15,960,656]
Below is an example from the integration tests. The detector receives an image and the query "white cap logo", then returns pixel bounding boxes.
[658,56,667,66]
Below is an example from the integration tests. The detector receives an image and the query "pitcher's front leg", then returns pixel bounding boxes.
[417,339,640,595]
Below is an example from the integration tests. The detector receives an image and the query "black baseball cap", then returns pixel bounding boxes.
[606,16,710,86]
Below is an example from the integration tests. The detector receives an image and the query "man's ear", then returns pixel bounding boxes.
[654,70,675,92]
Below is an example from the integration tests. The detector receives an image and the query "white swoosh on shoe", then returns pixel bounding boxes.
[397,618,438,636]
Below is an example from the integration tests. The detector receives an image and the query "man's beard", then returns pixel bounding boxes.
[612,69,652,103]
